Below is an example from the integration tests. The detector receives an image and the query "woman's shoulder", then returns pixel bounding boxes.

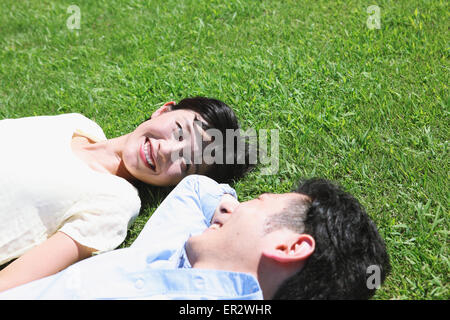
[1,113,108,142]
[58,113,100,129]
[1,113,98,129]
[63,113,107,141]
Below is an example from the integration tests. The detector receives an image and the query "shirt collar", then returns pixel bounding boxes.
[174,244,263,299]
[177,245,192,269]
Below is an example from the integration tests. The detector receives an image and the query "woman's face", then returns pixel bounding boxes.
[122,105,212,186]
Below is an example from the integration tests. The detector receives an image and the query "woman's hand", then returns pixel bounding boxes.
[0,231,95,293]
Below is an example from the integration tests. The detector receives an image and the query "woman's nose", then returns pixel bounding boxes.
[158,138,189,166]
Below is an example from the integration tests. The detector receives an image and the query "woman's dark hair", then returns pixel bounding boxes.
[160,97,254,184]
[272,178,391,300]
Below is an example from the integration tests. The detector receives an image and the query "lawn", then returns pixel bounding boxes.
[0,0,448,299]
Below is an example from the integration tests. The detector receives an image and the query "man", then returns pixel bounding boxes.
[0,175,390,299]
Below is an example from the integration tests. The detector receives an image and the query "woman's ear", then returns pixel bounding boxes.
[150,101,176,119]
[262,234,315,264]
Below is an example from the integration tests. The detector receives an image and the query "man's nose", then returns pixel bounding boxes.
[217,194,239,215]
[218,202,233,215]
[258,193,271,201]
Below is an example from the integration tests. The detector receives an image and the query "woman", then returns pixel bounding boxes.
[0,97,252,292]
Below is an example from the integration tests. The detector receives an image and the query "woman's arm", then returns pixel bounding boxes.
[0,231,95,292]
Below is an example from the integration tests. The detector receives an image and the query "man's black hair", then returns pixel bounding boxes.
[272,178,391,299]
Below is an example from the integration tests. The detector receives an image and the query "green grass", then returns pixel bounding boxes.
[0,0,448,299]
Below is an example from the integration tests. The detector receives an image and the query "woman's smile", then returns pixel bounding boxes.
[139,137,156,171]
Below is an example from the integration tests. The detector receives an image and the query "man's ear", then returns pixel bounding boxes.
[262,234,315,264]
[150,101,176,119]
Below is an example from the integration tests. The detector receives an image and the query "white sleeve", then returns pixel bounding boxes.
[59,192,140,252]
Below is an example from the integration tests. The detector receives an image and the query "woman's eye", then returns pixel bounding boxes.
[176,122,184,141]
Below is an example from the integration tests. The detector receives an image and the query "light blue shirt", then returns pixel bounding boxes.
[0,175,263,300]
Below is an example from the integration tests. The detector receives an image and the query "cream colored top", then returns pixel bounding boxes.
[0,113,141,265]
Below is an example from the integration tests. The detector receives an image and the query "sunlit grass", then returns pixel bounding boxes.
[0,0,448,299]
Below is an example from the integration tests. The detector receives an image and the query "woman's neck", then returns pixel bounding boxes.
[71,134,136,183]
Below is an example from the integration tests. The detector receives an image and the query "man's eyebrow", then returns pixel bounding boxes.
[258,192,272,199]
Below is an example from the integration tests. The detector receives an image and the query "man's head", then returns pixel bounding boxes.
[123,97,254,186]
[186,178,390,299]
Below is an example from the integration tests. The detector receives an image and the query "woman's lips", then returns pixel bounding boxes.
[140,137,156,171]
